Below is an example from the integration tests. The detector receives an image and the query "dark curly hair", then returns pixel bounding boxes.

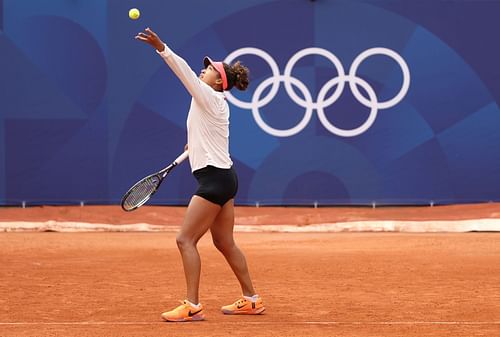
[223,61,249,91]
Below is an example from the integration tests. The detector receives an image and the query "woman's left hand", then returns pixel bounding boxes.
[135,27,165,52]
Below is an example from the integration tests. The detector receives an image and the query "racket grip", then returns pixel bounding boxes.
[174,151,189,165]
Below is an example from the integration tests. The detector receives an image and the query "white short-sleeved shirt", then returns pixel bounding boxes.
[157,44,233,172]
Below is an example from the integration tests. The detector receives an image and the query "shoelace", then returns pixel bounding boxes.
[172,300,191,311]
[236,299,247,306]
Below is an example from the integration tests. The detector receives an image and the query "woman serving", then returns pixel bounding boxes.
[135,28,265,322]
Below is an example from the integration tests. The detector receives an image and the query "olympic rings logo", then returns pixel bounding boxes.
[224,47,410,137]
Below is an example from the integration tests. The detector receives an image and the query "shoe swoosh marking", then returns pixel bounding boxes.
[188,308,203,317]
[236,304,246,309]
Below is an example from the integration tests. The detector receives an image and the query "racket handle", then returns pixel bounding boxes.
[174,151,189,165]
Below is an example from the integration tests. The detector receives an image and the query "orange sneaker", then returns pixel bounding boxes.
[161,300,205,322]
[221,296,265,315]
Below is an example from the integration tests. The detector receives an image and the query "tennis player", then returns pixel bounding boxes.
[135,28,265,322]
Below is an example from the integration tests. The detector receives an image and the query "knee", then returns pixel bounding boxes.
[176,234,196,251]
[212,237,235,254]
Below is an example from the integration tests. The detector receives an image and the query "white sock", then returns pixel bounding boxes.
[243,294,259,303]
[186,300,201,309]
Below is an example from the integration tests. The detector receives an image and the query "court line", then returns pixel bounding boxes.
[1,321,500,326]
[2,219,500,232]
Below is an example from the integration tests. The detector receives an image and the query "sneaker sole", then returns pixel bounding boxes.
[161,314,205,322]
[222,307,265,315]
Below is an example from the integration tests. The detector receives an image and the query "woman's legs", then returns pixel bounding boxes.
[176,195,221,304]
[210,199,256,296]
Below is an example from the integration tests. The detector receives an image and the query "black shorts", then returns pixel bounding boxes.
[193,165,238,206]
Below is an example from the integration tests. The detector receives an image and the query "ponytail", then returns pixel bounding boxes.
[223,61,249,91]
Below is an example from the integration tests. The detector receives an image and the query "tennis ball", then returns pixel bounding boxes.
[129,8,140,20]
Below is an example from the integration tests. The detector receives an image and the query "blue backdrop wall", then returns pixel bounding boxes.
[1,0,499,206]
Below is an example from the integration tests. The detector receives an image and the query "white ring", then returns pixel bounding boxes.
[349,47,410,110]
[224,48,280,109]
[317,75,378,137]
[283,47,346,110]
[252,75,314,137]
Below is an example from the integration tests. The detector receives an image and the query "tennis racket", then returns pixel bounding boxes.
[121,151,189,211]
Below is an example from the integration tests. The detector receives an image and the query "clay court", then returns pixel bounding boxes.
[2,1,500,336]
[1,204,499,337]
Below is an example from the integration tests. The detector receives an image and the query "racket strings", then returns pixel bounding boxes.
[122,176,160,210]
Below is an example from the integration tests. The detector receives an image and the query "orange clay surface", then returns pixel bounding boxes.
[1,204,500,337]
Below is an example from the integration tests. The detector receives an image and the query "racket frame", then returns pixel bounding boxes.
[120,151,188,211]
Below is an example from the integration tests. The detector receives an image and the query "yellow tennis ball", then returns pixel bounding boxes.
[129,8,140,20]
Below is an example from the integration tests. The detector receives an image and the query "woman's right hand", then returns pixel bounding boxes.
[135,27,165,52]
